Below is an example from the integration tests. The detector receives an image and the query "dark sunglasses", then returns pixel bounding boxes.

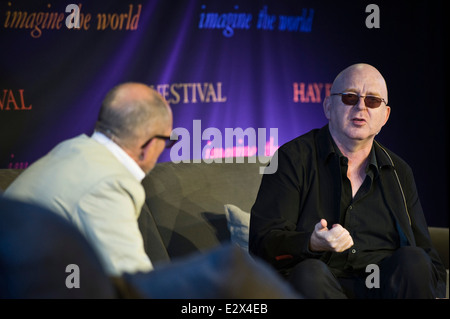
[331,92,386,109]
[141,133,179,149]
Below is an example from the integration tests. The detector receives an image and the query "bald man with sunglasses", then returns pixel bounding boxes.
[4,82,174,277]
[249,64,446,298]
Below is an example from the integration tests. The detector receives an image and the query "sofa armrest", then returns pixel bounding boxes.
[429,227,449,298]
[429,227,449,269]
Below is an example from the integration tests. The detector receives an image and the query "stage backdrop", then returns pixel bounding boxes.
[0,0,447,227]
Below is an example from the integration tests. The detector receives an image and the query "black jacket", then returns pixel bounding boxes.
[249,125,447,297]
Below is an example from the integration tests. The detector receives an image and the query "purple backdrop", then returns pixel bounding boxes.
[0,0,447,226]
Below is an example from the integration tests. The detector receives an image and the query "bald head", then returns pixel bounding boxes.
[331,63,388,104]
[324,63,391,150]
[96,82,172,148]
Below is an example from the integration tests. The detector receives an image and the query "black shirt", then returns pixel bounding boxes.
[249,125,446,297]
[328,139,400,277]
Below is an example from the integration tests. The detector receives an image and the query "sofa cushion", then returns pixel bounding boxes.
[138,202,171,267]
[139,158,266,262]
[224,204,250,251]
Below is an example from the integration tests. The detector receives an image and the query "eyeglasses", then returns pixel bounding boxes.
[141,133,178,149]
[330,92,386,109]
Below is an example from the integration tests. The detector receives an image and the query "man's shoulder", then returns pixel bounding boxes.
[50,134,122,168]
[373,140,412,171]
[13,134,136,190]
[53,134,107,154]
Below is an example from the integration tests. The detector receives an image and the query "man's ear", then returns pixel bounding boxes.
[138,138,155,161]
[383,105,391,125]
[323,96,331,120]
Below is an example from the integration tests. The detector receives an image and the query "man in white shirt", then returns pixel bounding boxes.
[3,82,173,276]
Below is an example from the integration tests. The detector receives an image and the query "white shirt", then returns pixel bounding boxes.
[92,131,145,182]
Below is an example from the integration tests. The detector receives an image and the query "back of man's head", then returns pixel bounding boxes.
[96,82,171,149]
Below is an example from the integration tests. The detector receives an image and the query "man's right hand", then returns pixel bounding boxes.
[309,219,354,252]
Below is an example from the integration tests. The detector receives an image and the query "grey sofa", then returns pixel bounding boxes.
[137,158,266,266]
[0,159,266,267]
[1,158,448,298]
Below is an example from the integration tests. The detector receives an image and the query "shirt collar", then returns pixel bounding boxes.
[91,131,146,182]
[318,125,380,177]
[317,125,337,163]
